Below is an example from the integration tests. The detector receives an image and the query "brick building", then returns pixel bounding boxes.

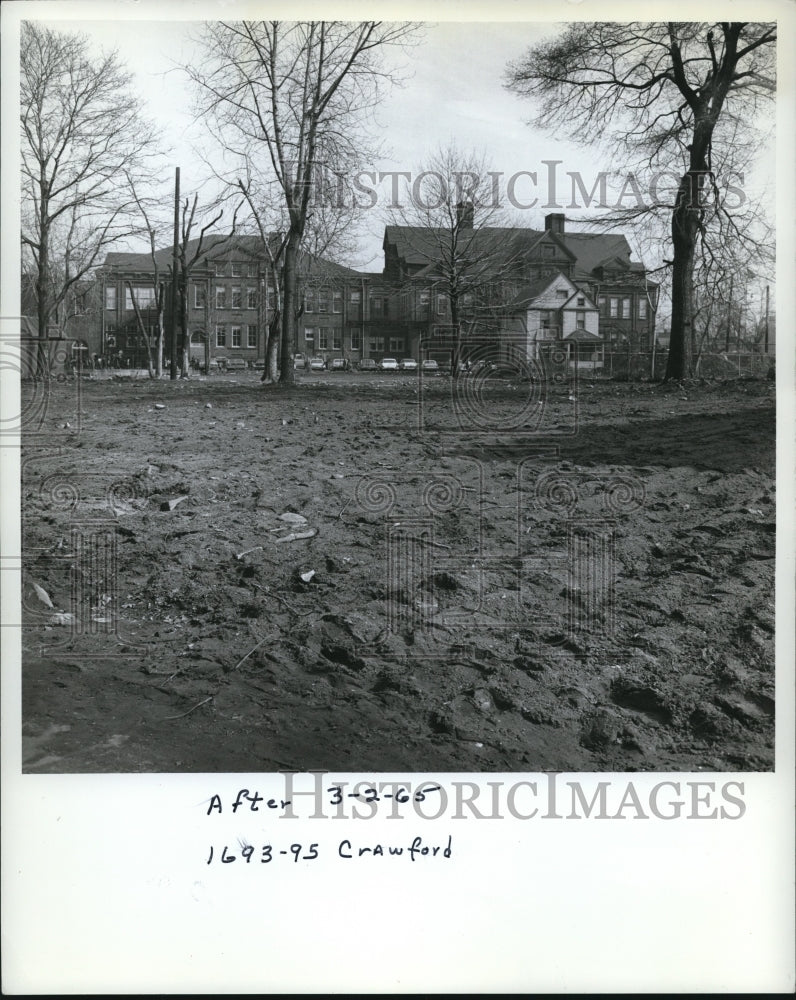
[98,213,657,370]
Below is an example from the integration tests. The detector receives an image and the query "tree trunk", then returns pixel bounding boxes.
[262,308,281,383]
[450,296,462,381]
[36,216,50,378]
[665,169,704,380]
[279,231,300,384]
[179,284,190,377]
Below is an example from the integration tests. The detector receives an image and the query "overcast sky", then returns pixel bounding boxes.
[9,7,777,311]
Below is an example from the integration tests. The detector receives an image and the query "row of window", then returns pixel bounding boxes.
[540,310,587,329]
[214,261,259,278]
[108,281,650,324]
[598,295,648,319]
[105,283,264,312]
[215,325,258,348]
[368,337,405,353]
[207,286,259,310]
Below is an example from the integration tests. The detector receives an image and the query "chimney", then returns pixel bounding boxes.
[456,200,474,229]
[545,213,565,235]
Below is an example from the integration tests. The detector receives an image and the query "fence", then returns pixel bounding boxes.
[598,349,774,381]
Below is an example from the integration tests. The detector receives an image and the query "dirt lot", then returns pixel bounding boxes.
[19,368,775,773]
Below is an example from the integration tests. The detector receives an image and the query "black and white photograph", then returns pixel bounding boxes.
[2,1,794,993]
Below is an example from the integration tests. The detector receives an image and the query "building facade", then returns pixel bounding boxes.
[98,213,658,370]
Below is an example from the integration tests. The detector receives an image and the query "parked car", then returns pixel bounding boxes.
[225,357,248,371]
[309,357,325,371]
[293,353,305,369]
[326,357,347,371]
[380,357,399,371]
[357,358,377,372]
[399,358,418,371]
[421,359,439,374]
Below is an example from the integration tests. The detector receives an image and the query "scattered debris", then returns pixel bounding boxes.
[275,528,317,544]
[48,612,74,626]
[235,545,264,560]
[299,569,316,583]
[161,496,189,512]
[33,583,54,608]
[154,403,166,410]
[279,512,308,525]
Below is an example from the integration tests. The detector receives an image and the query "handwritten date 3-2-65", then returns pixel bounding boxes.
[207,836,453,865]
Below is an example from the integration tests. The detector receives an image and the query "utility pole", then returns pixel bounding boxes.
[725,273,733,352]
[764,284,770,354]
[170,167,180,380]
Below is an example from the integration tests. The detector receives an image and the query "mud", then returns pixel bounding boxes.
[19,371,775,772]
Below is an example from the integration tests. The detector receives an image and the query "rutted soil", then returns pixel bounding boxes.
[19,371,775,772]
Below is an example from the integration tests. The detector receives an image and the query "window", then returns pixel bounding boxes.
[389,337,403,353]
[436,294,447,316]
[350,290,361,303]
[557,289,567,299]
[369,336,384,352]
[105,286,116,310]
[541,310,555,328]
[609,297,619,318]
[318,290,329,313]
[543,245,555,258]
[214,262,225,277]
[462,292,474,308]
[621,297,631,319]
[305,289,315,313]
[194,284,206,309]
[576,311,586,329]
[638,298,647,319]
[369,295,383,317]
[639,334,649,350]
[125,286,156,310]
[333,290,342,313]
[247,263,257,278]
[350,330,361,350]
[577,296,585,306]
[332,329,342,350]
[215,286,226,309]
[319,330,328,349]
[216,325,226,347]
[247,324,257,348]
[247,287,257,310]
[231,262,243,277]
[231,287,242,309]
[305,327,315,344]
[231,326,242,347]
[598,297,607,314]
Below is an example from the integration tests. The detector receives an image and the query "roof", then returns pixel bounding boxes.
[104,233,363,281]
[384,225,539,268]
[562,329,603,342]
[384,224,647,282]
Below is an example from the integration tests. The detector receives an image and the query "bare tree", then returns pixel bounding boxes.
[185,19,419,383]
[20,22,160,376]
[506,21,776,380]
[385,144,530,377]
[175,193,231,378]
[124,173,173,378]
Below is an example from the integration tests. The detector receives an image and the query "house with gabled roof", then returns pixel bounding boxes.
[381,211,658,367]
